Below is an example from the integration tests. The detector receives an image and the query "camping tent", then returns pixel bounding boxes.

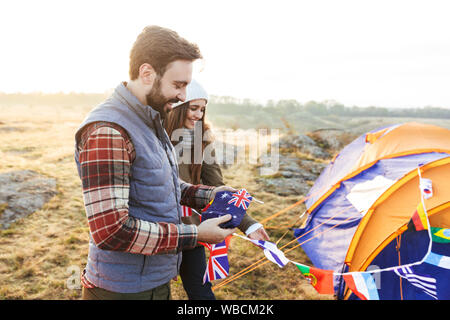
[294,122,450,299]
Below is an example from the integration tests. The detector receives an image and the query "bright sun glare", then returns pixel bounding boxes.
[1,0,450,108]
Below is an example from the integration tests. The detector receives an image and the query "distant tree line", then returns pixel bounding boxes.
[208,96,450,119]
[0,92,449,120]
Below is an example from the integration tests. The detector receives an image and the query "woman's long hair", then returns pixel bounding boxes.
[164,101,212,184]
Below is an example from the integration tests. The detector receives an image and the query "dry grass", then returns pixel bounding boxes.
[0,104,332,300]
[0,104,90,300]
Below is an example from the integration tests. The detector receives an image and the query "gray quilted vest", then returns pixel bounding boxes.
[74,82,182,293]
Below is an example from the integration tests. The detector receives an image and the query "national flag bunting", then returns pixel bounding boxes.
[252,239,290,268]
[234,234,290,268]
[201,189,252,229]
[407,201,428,231]
[424,251,450,270]
[202,236,232,283]
[227,189,253,210]
[419,177,433,199]
[294,263,335,295]
[394,265,437,299]
[431,227,450,243]
[181,205,192,217]
[343,272,379,300]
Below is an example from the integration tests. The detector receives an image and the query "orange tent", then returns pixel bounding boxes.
[294,122,450,299]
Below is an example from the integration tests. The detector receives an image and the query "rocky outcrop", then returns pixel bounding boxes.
[279,134,331,159]
[256,130,356,196]
[256,156,327,196]
[0,170,57,229]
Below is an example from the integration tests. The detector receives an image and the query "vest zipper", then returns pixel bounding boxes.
[153,119,181,218]
[141,256,146,275]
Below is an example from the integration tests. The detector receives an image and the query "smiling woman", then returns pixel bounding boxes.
[170,78,209,129]
[165,79,211,173]
[184,100,206,129]
[163,79,268,300]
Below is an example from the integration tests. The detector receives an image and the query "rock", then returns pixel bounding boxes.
[308,130,358,154]
[256,156,327,196]
[257,177,311,196]
[279,134,316,149]
[255,130,355,197]
[298,159,327,177]
[279,133,331,159]
[0,170,57,229]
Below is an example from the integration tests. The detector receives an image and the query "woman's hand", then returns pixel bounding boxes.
[247,227,270,241]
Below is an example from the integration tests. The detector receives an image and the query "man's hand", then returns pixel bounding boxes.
[197,214,236,244]
[209,186,237,202]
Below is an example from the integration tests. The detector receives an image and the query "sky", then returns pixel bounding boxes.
[1,0,449,108]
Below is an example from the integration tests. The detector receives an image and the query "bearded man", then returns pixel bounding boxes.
[74,25,235,300]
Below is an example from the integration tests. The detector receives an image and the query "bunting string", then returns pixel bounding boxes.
[212,165,446,300]
[259,198,306,225]
[212,205,358,291]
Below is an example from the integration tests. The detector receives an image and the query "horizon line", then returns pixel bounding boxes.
[0,90,449,110]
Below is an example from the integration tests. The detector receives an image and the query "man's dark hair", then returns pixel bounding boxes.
[129,25,202,80]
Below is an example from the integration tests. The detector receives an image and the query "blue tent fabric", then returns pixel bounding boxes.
[340,230,450,300]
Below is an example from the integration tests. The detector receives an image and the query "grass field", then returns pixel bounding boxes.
[0,103,329,300]
[0,103,448,300]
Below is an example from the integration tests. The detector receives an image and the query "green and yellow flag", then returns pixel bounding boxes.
[431,227,450,243]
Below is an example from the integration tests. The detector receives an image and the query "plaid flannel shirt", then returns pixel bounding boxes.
[77,121,214,288]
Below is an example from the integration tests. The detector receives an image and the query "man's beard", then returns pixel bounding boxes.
[146,78,179,120]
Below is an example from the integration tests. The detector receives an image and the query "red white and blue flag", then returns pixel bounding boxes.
[181,205,193,217]
[202,236,232,283]
[201,188,253,229]
[254,239,290,268]
[228,189,253,210]
[235,234,290,268]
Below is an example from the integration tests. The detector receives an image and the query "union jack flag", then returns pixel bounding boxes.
[202,236,232,283]
[228,188,253,210]
[181,205,192,217]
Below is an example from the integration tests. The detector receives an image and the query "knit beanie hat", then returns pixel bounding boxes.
[172,79,208,109]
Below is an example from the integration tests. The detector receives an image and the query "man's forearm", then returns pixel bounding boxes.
[87,207,198,255]
[179,178,214,210]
